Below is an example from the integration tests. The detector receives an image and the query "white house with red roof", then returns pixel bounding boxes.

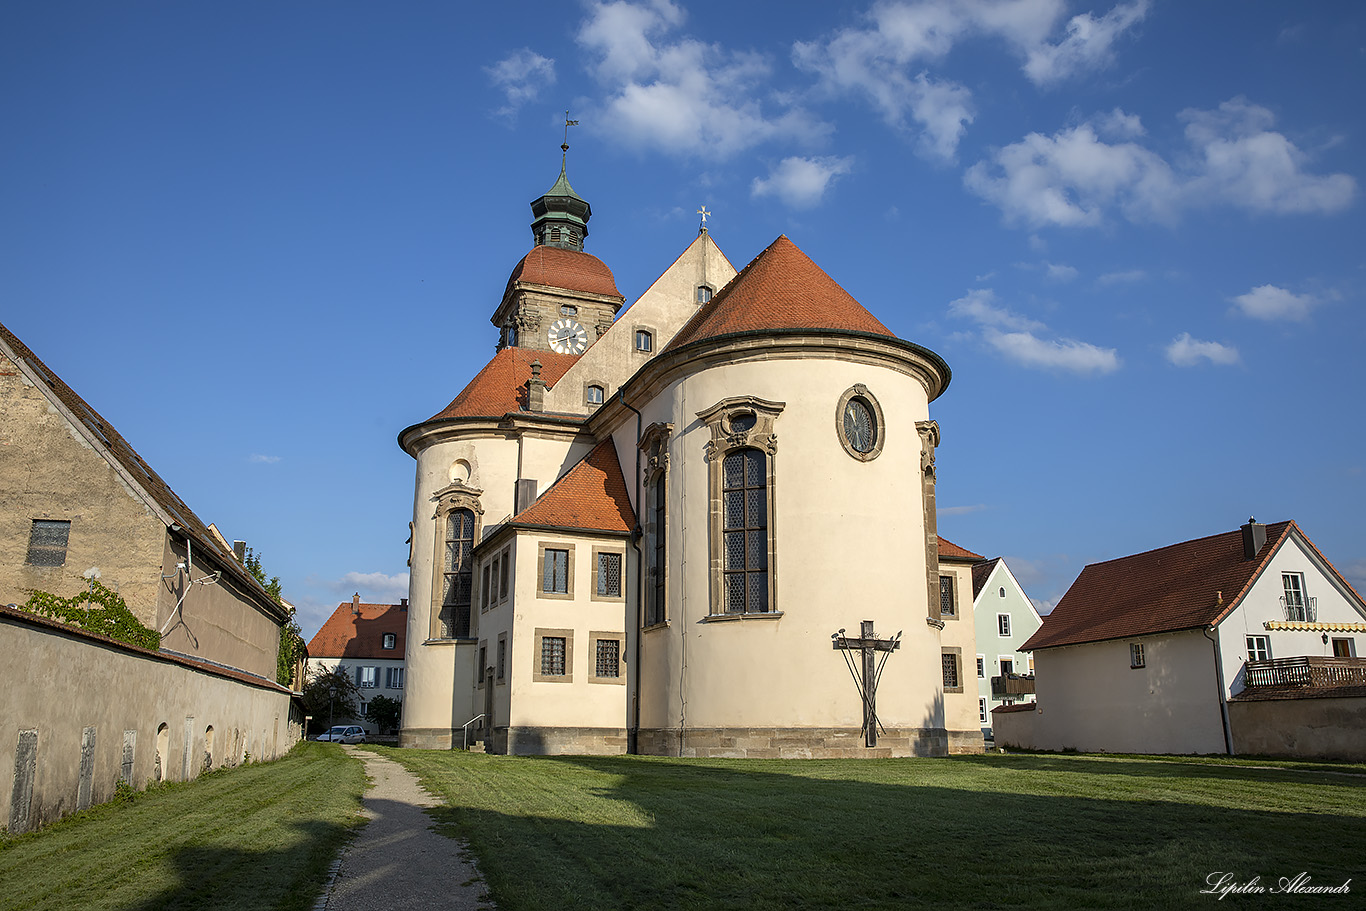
[1000,519,1366,759]
[397,155,973,756]
[306,595,409,735]
[969,557,1043,740]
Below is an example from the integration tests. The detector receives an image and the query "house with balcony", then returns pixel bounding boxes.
[970,557,1042,741]
[994,519,1366,760]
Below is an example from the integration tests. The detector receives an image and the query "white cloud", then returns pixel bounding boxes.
[485,49,556,119]
[1045,261,1078,282]
[1230,284,1318,321]
[578,1,826,159]
[1030,597,1059,615]
[967,98,1355,228]
[751,155,853,207]
[949,288,1119,374]
[941,503,988,516]
[1096,268,1146,285]
[332,571,410,603]
[792,1,1149,157]
[1165,332,1239,367]
[248,454,281,464]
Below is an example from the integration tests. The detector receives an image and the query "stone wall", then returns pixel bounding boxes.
[1229,695,1366,761]
[2,608,300,834]
[494,726,628,756]
[637,727,948,759]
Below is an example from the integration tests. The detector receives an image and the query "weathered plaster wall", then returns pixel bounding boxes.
[1228,696,1366,761]
[1,610,299,834]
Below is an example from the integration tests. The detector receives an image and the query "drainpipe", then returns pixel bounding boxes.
[618,388,645,755]
[1203,624,1234,755]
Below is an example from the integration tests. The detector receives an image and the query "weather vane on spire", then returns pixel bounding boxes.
[562,110,579,153]
[697,205,711,232]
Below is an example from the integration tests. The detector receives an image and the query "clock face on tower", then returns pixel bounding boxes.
[548,318,589,354]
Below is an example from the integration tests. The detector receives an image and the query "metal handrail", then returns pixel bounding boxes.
[1279,595,1318,622]
[461,713,486,751]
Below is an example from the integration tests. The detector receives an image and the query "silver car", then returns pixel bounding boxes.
[315,724,366,744]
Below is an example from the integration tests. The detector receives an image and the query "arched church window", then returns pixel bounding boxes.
[439,508,475,638]
[696,396,783,617]
[722,448,768,613]
[647,473,666,625]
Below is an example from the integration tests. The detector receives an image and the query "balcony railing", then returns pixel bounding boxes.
[1279,595,1317,622]
[1243,656,1366,689]
[991,674,1036,698]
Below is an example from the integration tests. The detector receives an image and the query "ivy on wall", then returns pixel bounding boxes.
[22,580,160,650]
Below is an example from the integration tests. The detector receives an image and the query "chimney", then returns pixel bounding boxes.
[352,592,361,614]
[1241,517,1266,560]
[527,360,546,412]
[232,541,246,562]
[400,598,408,611]
[515,478,539,513]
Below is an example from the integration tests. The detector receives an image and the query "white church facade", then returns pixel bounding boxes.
[398,160,976,757]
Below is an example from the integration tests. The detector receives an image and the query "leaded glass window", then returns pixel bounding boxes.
[722,448,767,613]
[942,653,959,689]
[939,575,955,616]
[26,519,70,567]
[647,475,666,625]
[595,639,620,678]
[499,548,510,599]
[541,636,566,676]
[440,509,475,638]
[543,549,569,593]
[597,552,621,597]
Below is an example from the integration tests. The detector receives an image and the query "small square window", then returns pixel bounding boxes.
[635,330,653,352]
[26,519,70,567]
[595,639,620,678]
[543,549,569,593]
[382,633,396,650]
[1130,643,1146,669]
[1246,635,1271,662]
[1332,638,1356,658]
[586,385,605,405]
[540,637,566,676]
[597,552,622,597]
[997,614,1011,637]
[696,285,713,303]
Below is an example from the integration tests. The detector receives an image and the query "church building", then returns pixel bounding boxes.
[398,157,975,757]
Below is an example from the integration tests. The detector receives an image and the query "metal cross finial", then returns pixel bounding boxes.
[697,205,711,224]
[562,110,579,152]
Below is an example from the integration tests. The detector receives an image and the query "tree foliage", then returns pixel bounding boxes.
[301,666,360,734]
[240,546,303,687]
[22,580,160,650]
[367,695,402,735]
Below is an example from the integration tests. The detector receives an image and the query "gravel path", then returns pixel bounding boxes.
[316,746,491,910]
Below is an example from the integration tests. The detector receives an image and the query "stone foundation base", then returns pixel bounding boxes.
[491,726,629,756]
[947,729,986,755]
[399,727,455,750]
[636,727,948,758]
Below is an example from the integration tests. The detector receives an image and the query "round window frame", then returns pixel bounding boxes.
[835,385,886,462]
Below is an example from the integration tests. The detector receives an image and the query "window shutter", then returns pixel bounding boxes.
[355,666,361,685]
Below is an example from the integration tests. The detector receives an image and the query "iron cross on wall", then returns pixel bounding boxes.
[832,620,902,748]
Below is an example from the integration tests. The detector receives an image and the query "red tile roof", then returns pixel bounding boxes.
[972,557,1002,598]
[426,347,581,422]
[513,440,636,534]
[939,536,985,562]
[504,246,623,300]
[663,235,896,351]
[307,601,408,659]
[0,321,286,619]
[1022,521,1295,651]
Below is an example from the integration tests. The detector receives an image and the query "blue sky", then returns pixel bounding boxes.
[3,1,1362,637]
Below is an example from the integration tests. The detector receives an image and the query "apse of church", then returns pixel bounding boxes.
[398,152,976,758]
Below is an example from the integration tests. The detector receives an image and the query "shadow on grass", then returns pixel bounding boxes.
[952,752,1366,786]
[415,753,1365,911]
[120,819,351,911]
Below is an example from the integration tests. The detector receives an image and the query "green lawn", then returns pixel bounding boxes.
[0,742,366,911]
[387,748,1366,911]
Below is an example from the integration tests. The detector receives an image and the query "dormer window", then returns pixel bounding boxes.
[697,285,714,303]
[382,633,396,650]
[635,330,653,352]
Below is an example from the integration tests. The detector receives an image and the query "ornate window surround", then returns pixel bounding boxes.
[429,482,483,641]
[639,422,672,628]
[835,384,886,462]
[696,396,784,618]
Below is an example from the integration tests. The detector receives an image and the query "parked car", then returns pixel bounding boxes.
[314,724,366,744]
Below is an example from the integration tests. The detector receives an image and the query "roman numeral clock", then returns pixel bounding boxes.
[548,318,589,354]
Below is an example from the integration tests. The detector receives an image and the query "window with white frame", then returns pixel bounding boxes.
[26,519,71,567]
[976,655,985,678]
[385,667,405,688]
[382,633,396,650]
[586,384,604,405]
[635,330,653,352]
[1282,572,1311,620]
[979,698,988,724]
[1246,636,1271,662]
[1332,638,1356,658]
[359,666,377,688]
[1130,643,1146,668]
[997,614,1011,637]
